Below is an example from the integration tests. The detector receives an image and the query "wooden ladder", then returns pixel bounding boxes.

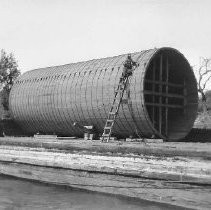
[101,74,130,142]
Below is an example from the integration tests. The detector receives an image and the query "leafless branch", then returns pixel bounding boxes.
[197,57,211,92]
[202,74,211,90]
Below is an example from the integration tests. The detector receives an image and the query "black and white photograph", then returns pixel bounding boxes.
[0,0,210,209]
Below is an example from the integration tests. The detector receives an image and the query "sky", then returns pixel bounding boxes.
[0,0,211,76]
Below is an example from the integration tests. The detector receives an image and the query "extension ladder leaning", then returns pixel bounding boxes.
[101,74,131,142]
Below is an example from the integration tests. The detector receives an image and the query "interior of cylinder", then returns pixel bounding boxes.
[144,49,198,140]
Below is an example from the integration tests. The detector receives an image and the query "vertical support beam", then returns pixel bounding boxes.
[152,59,156,126]
[183,79,187,114]
[165,56,169,136]
[159,54,163,134]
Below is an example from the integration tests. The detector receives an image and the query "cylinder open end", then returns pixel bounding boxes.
[144,48,198,140]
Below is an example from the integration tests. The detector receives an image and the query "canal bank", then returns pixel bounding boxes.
[0,137,210,210]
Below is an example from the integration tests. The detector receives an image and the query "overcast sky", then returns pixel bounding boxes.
[0,0,210,74]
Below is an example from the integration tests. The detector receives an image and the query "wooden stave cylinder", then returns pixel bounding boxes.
[9,47,198,140]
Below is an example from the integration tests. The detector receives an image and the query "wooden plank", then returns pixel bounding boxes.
[145,103,183,109]
[145,79,184,88]
[165,56,169,136]
[159,55,163,134]
[143,90,185,99]
[183,79,187,114]
[152,59,156,126]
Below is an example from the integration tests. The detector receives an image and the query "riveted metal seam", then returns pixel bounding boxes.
[79,61,89,124]
[36,71,45,132]
[64,69,74,134]
[55,70,64,132]
[22,78,32,131]
[134,50,151,136]
[95,62,105,132]
[52,69,63,133]
[60,68,69,133]
[41,69,52,132]
[61,69,72,133]
[12,81,21,128]
[69,68,80,135]
[106,56,126,135]
[112,55,129,134]
[99,58,110,131]
[74,62,86,125]
[84,60,97,126]
[14,80,24,130]
[101,61,109,127]
[73,66,81,124]
[27,77,36,132]
[41,74,50,132]
[67,67,79,135]
[138,50,157,135]
[19,79,27,130]
[30,75,38,133]
[37,71,47,132]
[110,60,122,134]
[133,54,145,135]
[30,76,38,133]
[90,61,102,131]
[57,69,67,133]
[46,74,54,132]
[51,69,61,133]
[48,71,58,133]
[124,52,144,134]
[115,55,133,135]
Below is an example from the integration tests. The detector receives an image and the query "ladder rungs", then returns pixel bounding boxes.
[110,105,119,109]
[106,119,114,122]
[109,112,116,115]
[102,65,134,142]
[104,127,111,130]
[110,109,118,114]
[106,122,113,127]
[115,87,123,91]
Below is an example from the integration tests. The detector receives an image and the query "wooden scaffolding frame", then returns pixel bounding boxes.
[144,53,186,138]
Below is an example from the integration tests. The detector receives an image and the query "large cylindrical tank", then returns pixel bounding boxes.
[9,47,198,140]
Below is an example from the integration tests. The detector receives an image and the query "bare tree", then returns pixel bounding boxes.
[194,57,211,112]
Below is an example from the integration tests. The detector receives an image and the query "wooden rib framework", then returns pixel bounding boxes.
[9,48,198,140]
[144,53,188,138]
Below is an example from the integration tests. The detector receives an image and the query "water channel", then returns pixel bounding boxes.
[0,175,186,210]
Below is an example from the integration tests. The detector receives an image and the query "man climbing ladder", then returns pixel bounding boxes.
[122,54,137,78]
[101,54,137,142]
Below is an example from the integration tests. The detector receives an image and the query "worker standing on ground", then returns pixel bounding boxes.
[122,54,137,78]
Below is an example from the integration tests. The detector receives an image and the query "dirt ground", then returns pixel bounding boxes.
[0,137,210,209]
[0,136,210,159]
